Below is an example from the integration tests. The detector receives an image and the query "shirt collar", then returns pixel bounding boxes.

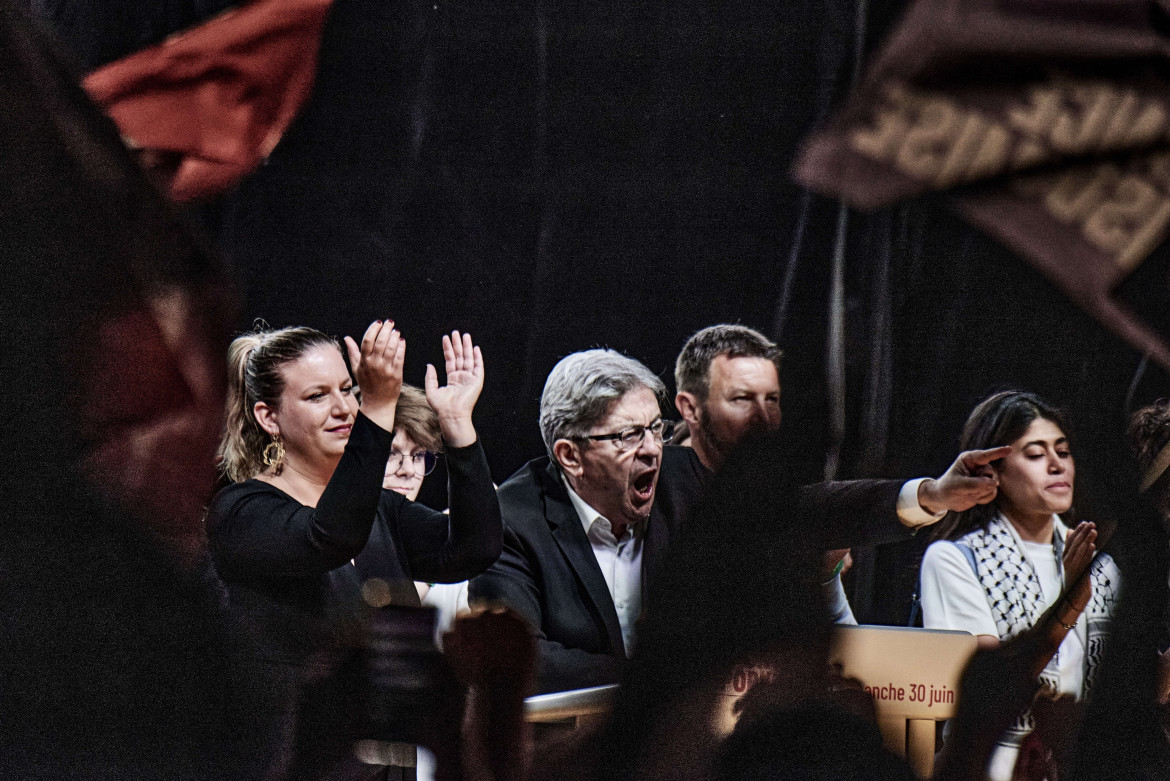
[562,473,643,537]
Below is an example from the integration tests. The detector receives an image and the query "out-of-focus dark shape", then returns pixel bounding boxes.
[796,0,1170,370]
[26,0,236,69]
[1050,382,1170,780]
[531,429,913,781]
[0,0,279,777]
[716,699,915,781]
[360,606,466,781]
[1129,398,1170,525]
[1,0,233,572]
[444,608,537,781]
[358,606,536,781]
[82,0,333,201]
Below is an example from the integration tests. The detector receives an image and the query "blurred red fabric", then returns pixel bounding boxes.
[83,0,333,201]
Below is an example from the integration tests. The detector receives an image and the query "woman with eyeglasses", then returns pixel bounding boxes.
[361,382,445,602]
[379,384,441,502]
[208,323,502,739]
[368,382,481,671]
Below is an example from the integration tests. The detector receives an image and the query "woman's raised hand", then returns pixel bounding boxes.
[344,320,405,432]
[1061,521,1097,612]
[425,331,483,448]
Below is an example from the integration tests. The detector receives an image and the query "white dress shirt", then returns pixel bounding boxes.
[564,478,643,657]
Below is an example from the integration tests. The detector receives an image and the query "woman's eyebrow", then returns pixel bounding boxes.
[1022,437,1069,447]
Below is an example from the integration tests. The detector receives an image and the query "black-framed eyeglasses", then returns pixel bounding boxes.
[387,450,438,476]
[583,419,675,452]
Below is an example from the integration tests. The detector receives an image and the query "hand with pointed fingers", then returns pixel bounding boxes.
[919,446,1013,515]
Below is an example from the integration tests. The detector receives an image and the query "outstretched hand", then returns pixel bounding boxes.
[344,320,405,432]
[919,446,1013,516]
[425,330,483,448]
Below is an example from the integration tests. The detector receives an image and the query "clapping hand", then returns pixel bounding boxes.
[1061,521,1097,613]
[345,320,405,432]
[425,331,484,448]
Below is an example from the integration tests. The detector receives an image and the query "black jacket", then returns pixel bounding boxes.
[208,413,502,665]
[470,445,910,693]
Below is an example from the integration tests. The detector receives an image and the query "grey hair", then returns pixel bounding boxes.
[674,324,783,402]
[539,349,667,459]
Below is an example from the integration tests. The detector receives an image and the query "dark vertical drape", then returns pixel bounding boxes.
[29,0,1170,623]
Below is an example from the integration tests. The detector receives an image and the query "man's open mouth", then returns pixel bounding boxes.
[632,470,656,500]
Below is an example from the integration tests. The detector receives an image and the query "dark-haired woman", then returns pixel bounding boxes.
[919,391,1118,781]
[206,322,501,774]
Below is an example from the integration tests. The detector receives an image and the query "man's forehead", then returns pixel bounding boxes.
[708,354,780,391]
[594,386,661,427]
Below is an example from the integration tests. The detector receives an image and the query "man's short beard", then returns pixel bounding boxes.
[697,404,739,468]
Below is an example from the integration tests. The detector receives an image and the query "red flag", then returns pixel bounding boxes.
[83,0,333,201]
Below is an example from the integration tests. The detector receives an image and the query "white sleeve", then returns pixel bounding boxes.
[822,573,857,625]
[897,478,947,528]
[920,540,999,638]
[423,580,470,638]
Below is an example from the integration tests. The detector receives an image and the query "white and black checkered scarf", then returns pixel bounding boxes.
[956,516,1119,751]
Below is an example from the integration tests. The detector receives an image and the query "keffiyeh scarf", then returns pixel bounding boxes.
[955,517,1119,751]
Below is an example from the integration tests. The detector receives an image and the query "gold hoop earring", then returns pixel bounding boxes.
[263,436,285,471]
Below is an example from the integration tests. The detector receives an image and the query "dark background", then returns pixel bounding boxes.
[31,0,1170,625]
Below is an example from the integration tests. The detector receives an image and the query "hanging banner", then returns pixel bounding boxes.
[795,0,1170,368]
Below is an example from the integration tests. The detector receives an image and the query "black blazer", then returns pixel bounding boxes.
[469,446,704,693]
[208,416,501,667]
[470,444,914,694]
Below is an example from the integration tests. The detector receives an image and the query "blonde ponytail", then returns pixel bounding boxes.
[216,326,339,482]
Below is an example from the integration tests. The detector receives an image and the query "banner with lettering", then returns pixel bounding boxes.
[795,0,1170,368]
[713,626,977,735]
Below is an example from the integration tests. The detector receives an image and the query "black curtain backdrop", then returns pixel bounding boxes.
[33,0,1170,625]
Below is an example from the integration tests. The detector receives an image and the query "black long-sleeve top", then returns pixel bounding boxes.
[207,411,502,664]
